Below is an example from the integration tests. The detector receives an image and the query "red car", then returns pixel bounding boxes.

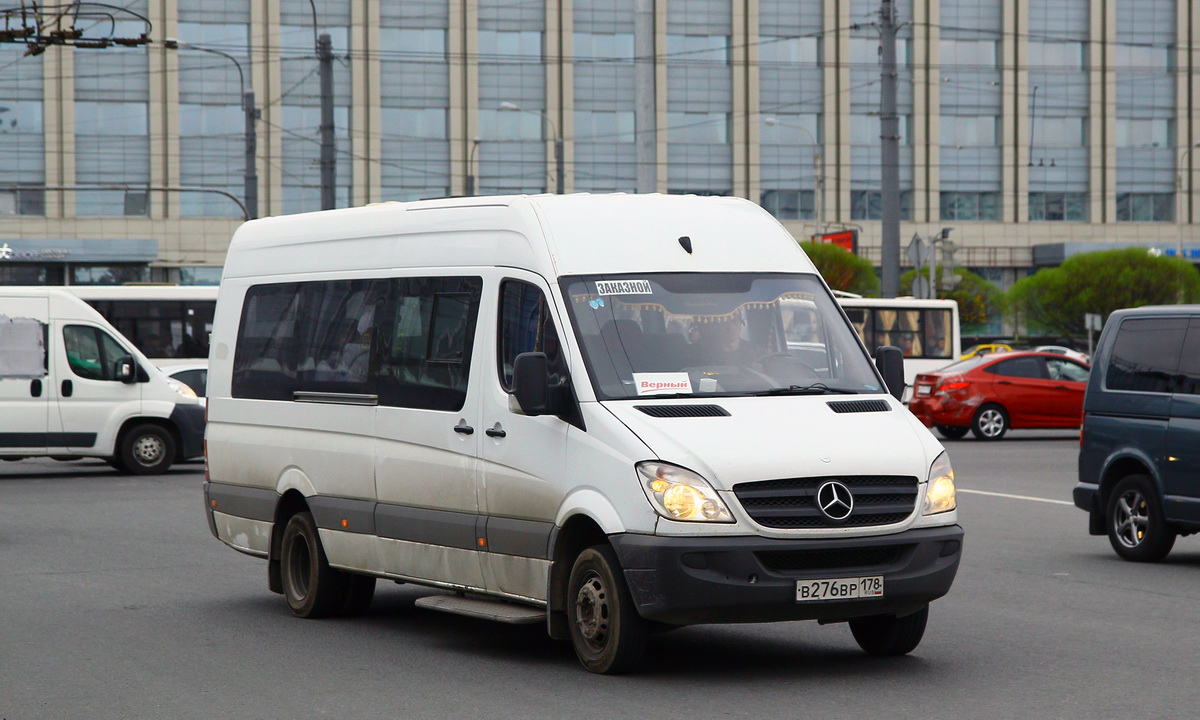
[908,351,1091,440]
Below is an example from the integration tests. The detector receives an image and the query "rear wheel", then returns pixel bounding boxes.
[119,424,176,474]
[280,511,349,618]
[567,545,648,674]
[849,605,929,656]
[970,404,1009,440]
[935,425,969,440]
[1107,475,1175,562]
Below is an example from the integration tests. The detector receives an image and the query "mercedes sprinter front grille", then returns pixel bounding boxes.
[732,475,919,529]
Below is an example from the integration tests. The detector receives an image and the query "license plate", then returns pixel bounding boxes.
[917,385,932,395]
[795,576,884,602]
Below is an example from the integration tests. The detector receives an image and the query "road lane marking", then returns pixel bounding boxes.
[958,488,1074,506]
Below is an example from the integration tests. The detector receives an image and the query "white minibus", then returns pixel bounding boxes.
[0,287,206,473]
[204,194,962,673]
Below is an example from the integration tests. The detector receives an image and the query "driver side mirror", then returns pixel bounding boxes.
[511,352,550,415]
[874,345,905,401]
[116,355,137,384]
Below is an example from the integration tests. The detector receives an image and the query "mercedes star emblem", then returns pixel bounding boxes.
[816,481,854,521]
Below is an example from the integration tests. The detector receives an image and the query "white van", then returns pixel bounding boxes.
[0,287,205,473]
[204,194,962,674]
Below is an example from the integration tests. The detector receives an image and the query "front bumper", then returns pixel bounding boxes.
[609,524,963,626]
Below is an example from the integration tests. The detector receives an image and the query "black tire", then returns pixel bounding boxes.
[119,423,176,475]
[970,404,1009,440]
[935,424,969,440]
[107,456,129,473]
[849,604,929,656]
[1106,474,1176,562]
[567,545,648,674]
[340,575,377,616]
[280,511,348,618]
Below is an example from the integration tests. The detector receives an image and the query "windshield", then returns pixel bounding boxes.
[562,273,885,400]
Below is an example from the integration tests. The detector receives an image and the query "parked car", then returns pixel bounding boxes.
[959,343,1012,360]
[1034,345,1090,364]
[162,363,208,408]
[909,350,1090,440]
[1074,306,1200,562]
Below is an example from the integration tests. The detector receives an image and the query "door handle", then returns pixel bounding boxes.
[485,425,507,438]
[31,379,42,397]
[997,380,1012,385]
[453,421,475,435]
[1054,385,1069,390]
[61,379,73,397]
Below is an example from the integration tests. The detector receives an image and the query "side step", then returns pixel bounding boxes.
[414,594,546,625]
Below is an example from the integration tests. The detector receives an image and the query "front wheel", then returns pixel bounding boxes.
[970,404,1009,440]
[849,605,929,656]
[118,424,176,475]
[935,424,969,440]
[1107,475,1175,562]
[567,545,648,674]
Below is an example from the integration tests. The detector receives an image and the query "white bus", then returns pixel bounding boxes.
[835,293,961,398]
[63,285,218,365]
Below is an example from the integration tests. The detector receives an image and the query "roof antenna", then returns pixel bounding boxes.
[678,236,693,254]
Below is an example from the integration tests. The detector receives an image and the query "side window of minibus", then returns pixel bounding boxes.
[497,281,565,391]
[378,276,483,411]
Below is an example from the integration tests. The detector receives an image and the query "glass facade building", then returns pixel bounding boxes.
[2,0,1200,284]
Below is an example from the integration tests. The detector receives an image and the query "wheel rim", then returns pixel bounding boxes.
[1113,489,1150,549]
[574,570,611,655]
[978,409,1005,437]
[285,533,312,601]
[132,434,165,466]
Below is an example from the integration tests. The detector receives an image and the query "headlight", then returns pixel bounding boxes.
[167,380,197,399]
[636,461,734,523]
[923,451,957,515]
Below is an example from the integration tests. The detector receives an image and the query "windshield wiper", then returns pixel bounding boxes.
[756,383,858,396]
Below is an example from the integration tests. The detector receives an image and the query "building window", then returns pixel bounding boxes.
[760,189,815,220]
[0,188,45,215]
[851,190,911,221]
[940,116,999,147]
[1031,117,1087,146]
[1029,191,1087,221]
[758,36,818,65]
[1116,192,1174,222]
[939,39,998,68]
[667,112,730,144]
[1028,41,1086,70]
[1115,119,1173,148]
[941,192,999,221]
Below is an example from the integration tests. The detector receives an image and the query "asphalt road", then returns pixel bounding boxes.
[2,430,1198,719]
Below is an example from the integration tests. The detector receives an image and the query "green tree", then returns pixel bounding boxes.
[799,241,880,296]
[1005,248,1200,342]
[900,265,1001,332]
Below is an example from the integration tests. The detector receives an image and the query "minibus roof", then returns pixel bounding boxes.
[221,193,819,280]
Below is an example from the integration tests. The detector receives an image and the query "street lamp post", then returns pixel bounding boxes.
[466,137,481,196]
[1177,142,1200,259]
[763,116,822,229]
[163,38,259,219]
[499,101,564,194]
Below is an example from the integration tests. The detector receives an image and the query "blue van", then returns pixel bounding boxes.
[1074,306,1200,561]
